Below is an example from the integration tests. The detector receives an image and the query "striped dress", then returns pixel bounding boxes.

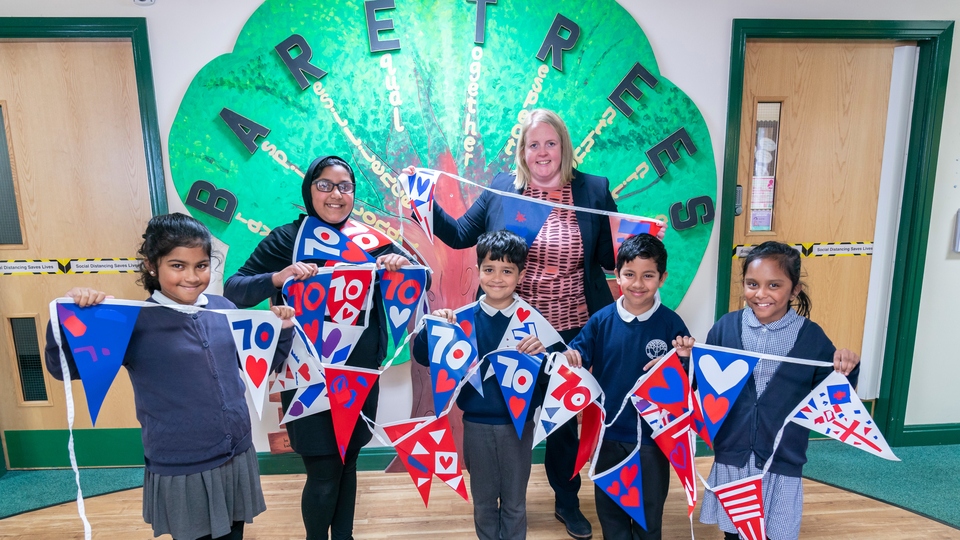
[516,183,590,332]
[699,308,805,540]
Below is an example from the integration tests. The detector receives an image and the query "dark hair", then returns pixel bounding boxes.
[312,155,355,183]
[741,241,811,318]
[137,213,214,293]
[616,233,667,274]
[476,230,528,272]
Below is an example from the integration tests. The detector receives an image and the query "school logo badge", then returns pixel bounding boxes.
[645,339,668,359]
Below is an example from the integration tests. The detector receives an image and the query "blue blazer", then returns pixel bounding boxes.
[433,170,617,316]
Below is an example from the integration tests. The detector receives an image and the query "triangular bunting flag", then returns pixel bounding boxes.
[280,381,330,424]
[789,371,898,460]
[609,215,666,259]
[324,364,380,462]
[693,344,761,444]
[56,302,141,426]
[497,300,564,350]
[453,303,484,396]
[294,215,376,264]
[633,349,690,419]
[533,356,602,446]
[391,414,468,503]
[709,475,766,540]
[424,316,478,416]
[320,324,366,365]
[271,320,323,393]
[223,309,283,420]
[573,401,605,480]
[399,169,439,242]
[327,266,375,326]
[340,219,395,253]
[383,417,434,506]
[502,194,553,247]
[282,273,332,347]
[488,348,543,439]
[690,389,713,449]
[379,265,429,347]
[652,412,697,517]
[590,444,647,530]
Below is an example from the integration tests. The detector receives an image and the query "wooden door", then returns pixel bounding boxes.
[0,39,153,460]
[730,40,899,354]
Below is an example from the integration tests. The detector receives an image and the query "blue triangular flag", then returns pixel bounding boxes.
[56,302,141,425]
[424,316,478,416]
[692,344,761,444]
[378,266,428,346]
[489,348,543,438]
[591,444,647,530]
[282,273,331,349]
[501,195,553,246]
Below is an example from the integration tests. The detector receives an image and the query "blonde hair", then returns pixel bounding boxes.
[513,109,575,189]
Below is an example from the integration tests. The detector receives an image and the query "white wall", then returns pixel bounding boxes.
[3,0,957,430]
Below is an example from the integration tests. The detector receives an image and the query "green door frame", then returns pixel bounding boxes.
[0,18,166,471]
[0,17,167,215]
[715,19,955,447]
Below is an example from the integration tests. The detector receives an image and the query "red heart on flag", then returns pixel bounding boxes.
[245,355,268,387]
[703,394,730,424]
[341,241,369,263]
[620,464,638,488]
[509,396,526,419]
[606,480,621,496]
[460,320,473,337]
[298,363,311,382]
[517,308,530,322]
[302,320,320,344]
[439,455,454,470]
[620,486,641,507]
[435,369,456,393]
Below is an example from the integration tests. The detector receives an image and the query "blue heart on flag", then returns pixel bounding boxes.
[489,349,543,439]
[647,366,686,408]
[57,302,141,426]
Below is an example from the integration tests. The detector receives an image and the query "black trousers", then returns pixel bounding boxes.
[545,326,587,510]
[301,448,361,540]
[594,440,670,540]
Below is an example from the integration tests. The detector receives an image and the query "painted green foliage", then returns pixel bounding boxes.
[169,0,716,318]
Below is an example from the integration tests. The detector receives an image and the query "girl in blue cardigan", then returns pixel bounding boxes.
[698,241,860,540]
[46,213,295,540]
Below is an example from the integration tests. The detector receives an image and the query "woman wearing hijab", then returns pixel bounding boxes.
[224,155,414,540]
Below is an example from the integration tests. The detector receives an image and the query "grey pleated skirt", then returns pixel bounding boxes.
[142,447,266,539]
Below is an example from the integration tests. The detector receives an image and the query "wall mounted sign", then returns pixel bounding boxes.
[169,0,717,310]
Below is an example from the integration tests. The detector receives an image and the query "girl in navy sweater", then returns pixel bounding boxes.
[46,213,295,540]
[698,241,860,540]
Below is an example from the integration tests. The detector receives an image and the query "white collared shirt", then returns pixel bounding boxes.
[151,289,209,314]
[616,291,661,323]
[478,293,521,318]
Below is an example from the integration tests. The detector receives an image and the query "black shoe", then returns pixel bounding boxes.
[554,506,592,539]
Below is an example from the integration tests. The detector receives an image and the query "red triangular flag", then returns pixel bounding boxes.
[393,415,468,502]
[572,401,605,480]
[324,364,379,462]
[633,350,690,419]
[712,475,765,540]
[383,417,434,506]
[652,412,697,517]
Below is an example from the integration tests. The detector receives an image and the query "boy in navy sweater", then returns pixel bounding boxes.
[563,233,694,540]
[414,230,550,540]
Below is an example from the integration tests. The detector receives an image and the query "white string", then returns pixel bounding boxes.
[694,342,833,368]
[48,299,92,540]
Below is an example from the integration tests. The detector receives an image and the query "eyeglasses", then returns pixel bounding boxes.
[312,179,355,193]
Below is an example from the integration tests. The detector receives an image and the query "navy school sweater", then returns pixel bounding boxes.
[45,295,294,476]
[568,302,689,446]
[707,310,860,477]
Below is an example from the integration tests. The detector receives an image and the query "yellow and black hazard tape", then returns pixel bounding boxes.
[733,242,873,258]
[0,258,141,276]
